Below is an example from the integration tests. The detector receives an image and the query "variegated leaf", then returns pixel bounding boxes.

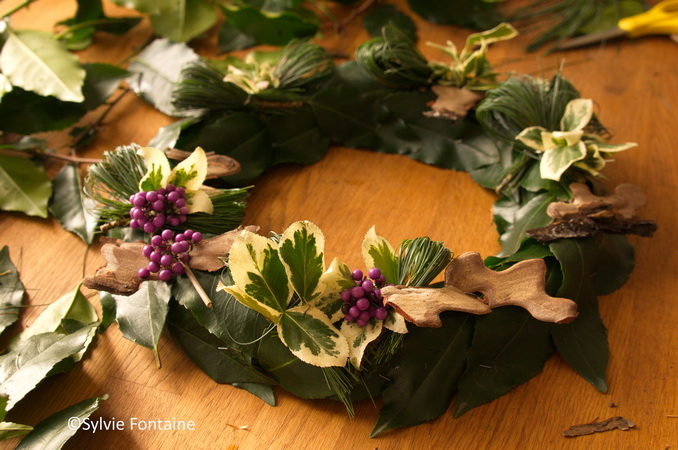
[362,226,398,285]
[137,147,170,191]
[168,146,208,190]
[341,320,382,369]
[540,142,587,181]
[313,258,354,322]
[516,126,547,152]
[279,221,325,303]
[217,283,281,323]
[227,230,292,314]
[466,22,518,48]
[186,189,214,214]
[277,306,348,367]
[560,98,593,132]
[383,308,408,334]
[591,141,637,154]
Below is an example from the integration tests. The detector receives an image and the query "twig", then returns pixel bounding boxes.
[0,148,101,164]
[336,0,379,34]
[1,0,39,17]
[183,263,213,308]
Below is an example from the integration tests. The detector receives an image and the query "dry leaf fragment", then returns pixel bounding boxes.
[424,86,484,121]
[562,416,636,437]
[383,252,578,327]
[83,226,258,295]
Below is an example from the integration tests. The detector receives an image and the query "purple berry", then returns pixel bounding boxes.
[130,207,144,220]
[179,253,189,262]
[179,206,188,215]
[172,262,185,275]
[158,269,173,281]
[351,269,363,281]
[170,217,180,227]
[175,198,186,208]
[171,242,184,254]
[362,279,374,292]
[138,267,150,279]
[175,187,185,196]
[167,191,180,203]
[179,215,187,224]
[175,233,185,242]
[166,184,176,192]
[157,187,166,195]
[375,307,388,320]
[356,298,370,311]
[132,195,146,207]
[374,289,382,300]
[147,261,160,273]
[356,318,368,327]
[341,304,351,315]
[160,254,173,266]
[146,191,158,202]
[130,219,140,229]
[358,311,370,322]
[152,215,165,228]
[184,230,194,240]
[191,232,202,244]
[150,251,162,263]
[152,200,164,212]
[368,268,381,280]
[349,306,360,318]
[341,290,352,302]
[351,286,365,299]
[151,235,163,246]
[344,315,354,323]
[378,275,386,285]
[142,245,153,257]
[179,241,190,252]
[161,229,174,240]
[143,222,156,233]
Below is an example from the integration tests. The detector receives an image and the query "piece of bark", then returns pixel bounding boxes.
[562,416,636,437]
[83,225,258,295]
[424,86,484,121]
[548,183,647,221]
[383,252,578,327]
[166,148,240,179]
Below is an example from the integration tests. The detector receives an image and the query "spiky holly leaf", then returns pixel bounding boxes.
[278,221,325,302]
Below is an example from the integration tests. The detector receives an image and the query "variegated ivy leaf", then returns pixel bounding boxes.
[313,257,355,322]
[466,22,519,49]
[516,126,547,151]
[138,146,170,191]
[362,226,398,285]
[279,221,325,303]
[225,230,293,316]
[560,98,593,132]
[383,307,408,334]
[277,305,348,367]
[218,284,281,322]
[341,320,382,369]
[168,146,207,191]
[540,140,587,181]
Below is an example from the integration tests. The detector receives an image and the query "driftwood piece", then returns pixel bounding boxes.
[527,183,657,243]
[83,226,258,295]
[166,148,240,179]
[562,416,636,437]
[384,252,578,327]
[424,86,484,121]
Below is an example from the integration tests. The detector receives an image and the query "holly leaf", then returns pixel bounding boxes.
[110,281,170,365]
[454,307,553,417]
[0,29,85,103]
[364,4,417,42]
[279,221,325,302]
[362,226,398,286]
[341,320,382,369]
[49,164,100,244]
[0,87,86,134]
[15,395,108,449]
[0,155,52,218]
[0,326,96,410]
[149,0,217,43]
[127,38,200,117]
[0,246,25,336]
[372,313,473,436]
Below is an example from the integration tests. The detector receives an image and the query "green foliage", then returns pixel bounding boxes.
[0,154,52,218]
[149,0,217,42]
[49,164,100,244]
[396,237,452,287]
[407,0,504,29]
[58,0,141,50]
[0,246,24,337]
[0,396,32,440]
[364,4,417,42]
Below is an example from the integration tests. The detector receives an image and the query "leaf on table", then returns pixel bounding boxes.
[49,164,100,244]
[149,0,217,43]
[59,0,141,50]
[0,29,85,103]
[0,246,25,337]
[562,416,635,437]
[15,395,108,449]
[0,326,96,410]
[127,38,200,117]
[372,313,473,436]
[0,395,32,440]
[221,4,319,46]
[364,4,417,42]
[81,63,130,111]
[0,87,86,134]
[0,155,52,218]
[217,22,257,53]
[423,86,483,121]
[454,307,553,417]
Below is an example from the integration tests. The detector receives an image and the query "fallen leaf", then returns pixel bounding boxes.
[424,86,484,121]
[562,416,636,437]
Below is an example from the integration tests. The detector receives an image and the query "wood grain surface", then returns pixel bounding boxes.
[0,0,676,448]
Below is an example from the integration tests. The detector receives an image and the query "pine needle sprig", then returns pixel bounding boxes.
[182,187,251,235]
[396,237,452,287]
[322,366,357,417]
[172,61,250,114]
[272,39,334,91]
[355,24,433,88]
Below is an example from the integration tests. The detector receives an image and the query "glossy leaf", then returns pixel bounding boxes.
[222,4,319,46]
[497,191,561,257]
[0,87,86,134]
[277,306,348,367]
[0,154,52,218]
[0,395,32,440]
[0,246,25,336]
[454,307,553,417]
[314,257,354,322]
[364,4,417,42]
[110,0,176,14]
[407,0,503,29]
[341,320,382,369]
[148,117,199,150]
[97,292,116,333]
[0,326,96,410]
[81,63,130,110]
[0,29,85,102]
[362,226,398,286]
[373,313,473,436]
[111,281,170,363]
[217,22,257,53]
[49,164,100,244]
[589,234,635,296]
[15,395,107,449]
[265,106,331,166]
[279,221,325,302]
[149,0,217,43]
[127,38,200,117]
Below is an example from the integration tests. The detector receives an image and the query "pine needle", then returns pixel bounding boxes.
[322,367,356,417]
[172,62,250,114]
[397,237,452,287]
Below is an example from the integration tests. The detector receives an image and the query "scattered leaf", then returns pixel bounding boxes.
[363,4,417,42]
[221,4,319,46]
[49,164,100,244]
[0,154,52,218]
[0,87,86,134]
[149,0,217,43]
[562,416,635,437]
[0,395,32,440]
[0,246,25,336]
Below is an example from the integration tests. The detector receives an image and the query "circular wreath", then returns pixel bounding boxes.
[75,24,656,437]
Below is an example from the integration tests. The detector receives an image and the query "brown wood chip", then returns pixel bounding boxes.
[562,416,636,437]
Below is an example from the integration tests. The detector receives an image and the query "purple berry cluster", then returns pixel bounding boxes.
[138,229,202,282]
[341,267,391,327]
[129,184,188,234]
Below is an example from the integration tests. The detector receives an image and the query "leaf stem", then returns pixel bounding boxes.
[0,148,102,164]
[183,264,213,308]
[1,0,39,18]
[54,18,127,40]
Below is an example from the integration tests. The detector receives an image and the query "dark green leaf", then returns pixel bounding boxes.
[364,4,417,42]
[0,246,25,336]
[222,4,319,46]
[148,117,200,150]
[549,239,609,392]
[149,0,217,43]
[265,107,330,166]
[231,382,275,406]
[49,164,100,244]
[0,87,86,133]
[484,239,553,271]
[97,291,117,333]
[0,154,52,218]
[110,0,176,15]
[454,307,553,417]
[111,281,170,364]
[372,313,473,437]
[59,0,141,50]
[81,63,130,110]
[16,395,107,449]
[0,326,96,410]
[407,0,503,29]
[590,234,635,296]
[217,22,257,53]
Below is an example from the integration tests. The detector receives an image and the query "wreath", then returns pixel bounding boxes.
[0,0,657,443]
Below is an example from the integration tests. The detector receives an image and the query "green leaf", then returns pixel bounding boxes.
[265,106,330,166]
[111,281,170,364]
[81,63,130,111]
[222,4,319,46]
[217,22,257,53]
[0,395,33,440]
[454,307,553,417]
[0,29,85,102]
[549,239,609,392]
[590,234,635,296]
[149,0,217,43]
[372,313,473,436]
[0,246,25,336]
[59,0,141,50]
[49,164,100,244]
[341,320,382,369]
[407,0,503,29]
[313,257,354,322]
[539,142,587,181]
[277,306,348,367]
[0,87,86,134]
[0,155,52,218]
[148,117,199,150]
[231,382,275,406]
[560,98,593,131]
[364,4,417,42]
[362,226,398,286]
[497,191,561,257]
[0,326,95,410]
[15,395,107,449]
[110,0,177,14]
[279,221,325,302]
[127,38,200,117]
[97,292,116,333]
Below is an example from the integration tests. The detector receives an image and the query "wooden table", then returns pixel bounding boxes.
[1,1,676,448]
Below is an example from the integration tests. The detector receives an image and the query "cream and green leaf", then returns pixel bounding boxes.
[516,98,636,181]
